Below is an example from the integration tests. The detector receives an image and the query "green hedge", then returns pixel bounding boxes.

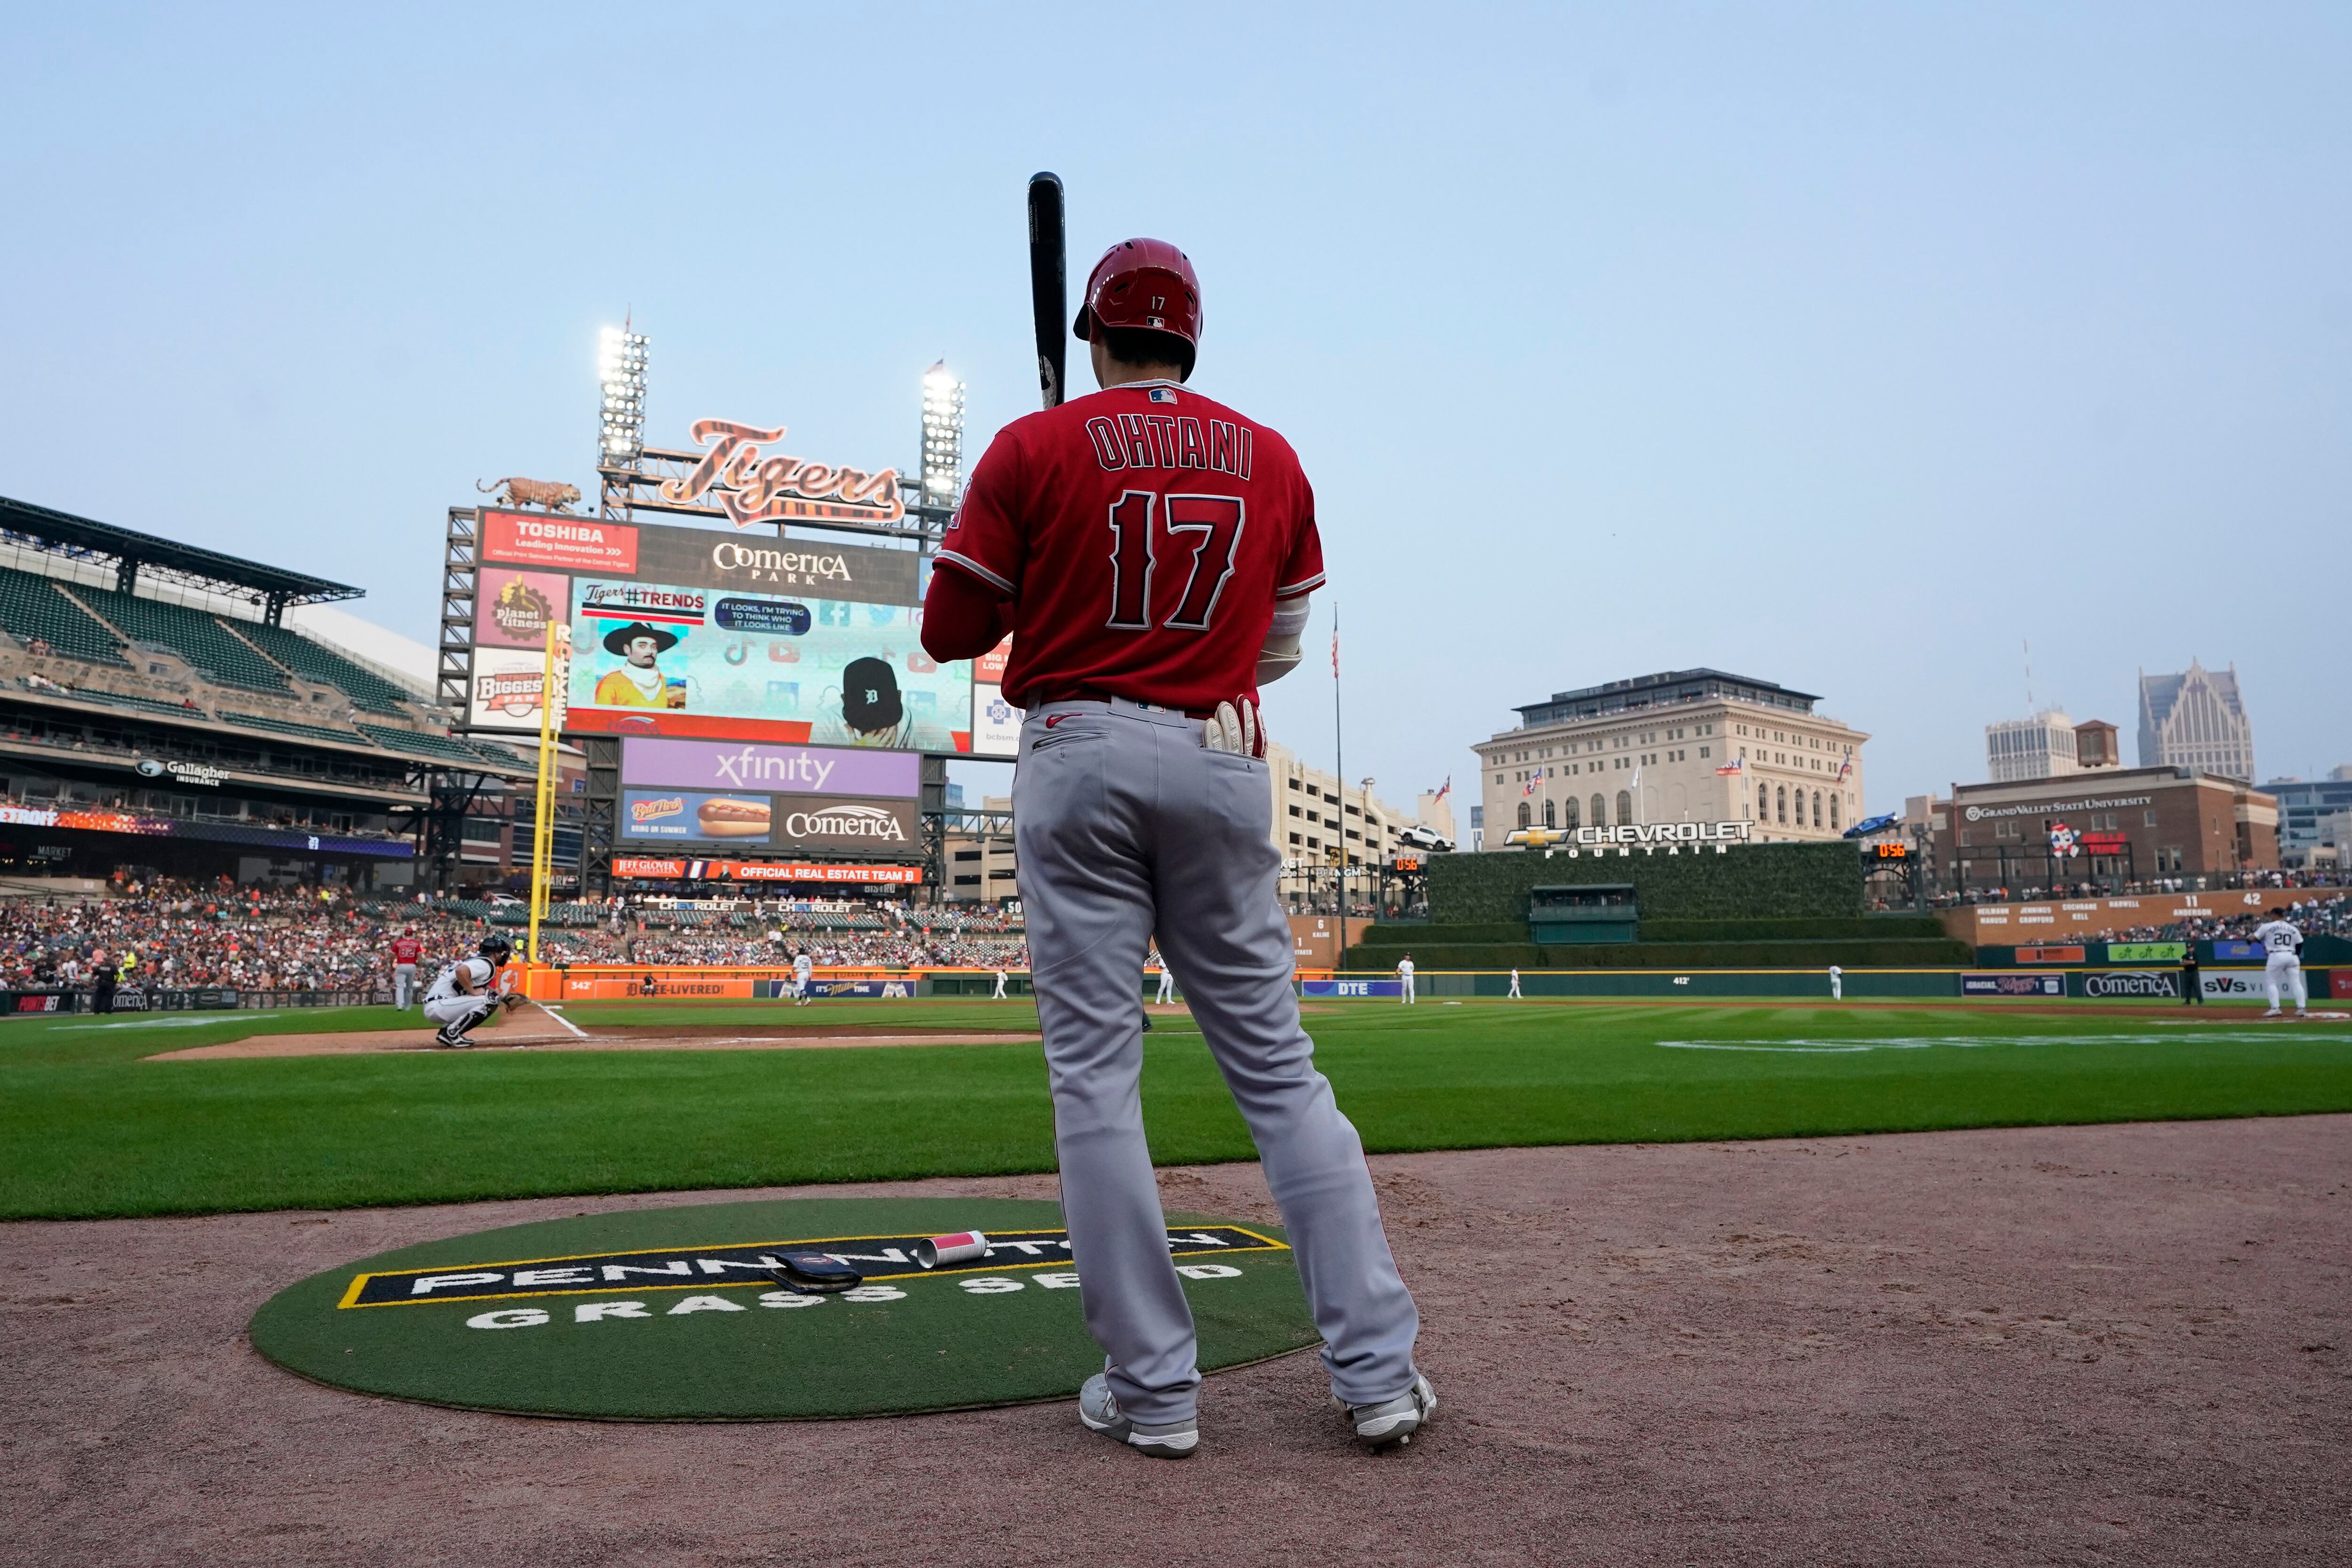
[1342,937,1971,971]
[1636,915,1947,942]
[1352,915,1947,947]
[1427,842,1863,924]
[1351,923,1523,947]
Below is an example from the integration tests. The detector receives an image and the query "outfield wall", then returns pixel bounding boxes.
[1427,841,1863,923]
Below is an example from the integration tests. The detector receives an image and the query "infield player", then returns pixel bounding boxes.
[421,935,519,1048]
[2254,912,2308,1018]
[389,925,423,1010]
[1396,953,1416,1005]
[921,238,1429,1457]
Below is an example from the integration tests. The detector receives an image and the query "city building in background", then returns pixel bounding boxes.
[1927,766,2277,893]
[1985,710,2124,782]
[1267,741,1435,914]
[938,752,1450,916]
[1476,669,1868,847]
[2264,767,2352,869]
[939,793,1016,903]
[1986,709,2080,782]
[2138,660,2254,782]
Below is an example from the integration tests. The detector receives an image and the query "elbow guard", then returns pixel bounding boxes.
[1256,594,1311,685]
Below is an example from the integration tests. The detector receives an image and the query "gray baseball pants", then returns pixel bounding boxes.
[1015,697,1421,1425]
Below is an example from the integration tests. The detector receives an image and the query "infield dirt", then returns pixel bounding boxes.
[7,1117,2347,1566]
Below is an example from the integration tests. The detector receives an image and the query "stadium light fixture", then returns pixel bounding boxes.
[598,322,650,467]
[920,359,965,508]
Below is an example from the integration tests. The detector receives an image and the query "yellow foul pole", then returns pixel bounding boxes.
[527,621,572,966]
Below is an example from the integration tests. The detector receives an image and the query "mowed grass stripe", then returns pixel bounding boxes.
[1,1002,2348,1220]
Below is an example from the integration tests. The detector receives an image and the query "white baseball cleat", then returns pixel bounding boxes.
[1340,1372,1437,1449]
[2263,1009,2282,1018]
[1078,1372,1198,1458]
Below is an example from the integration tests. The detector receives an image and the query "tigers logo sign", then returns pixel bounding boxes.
[658,420,905,528]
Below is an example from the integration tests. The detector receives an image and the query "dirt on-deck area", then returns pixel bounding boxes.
[147,1024,1043,1060]
[6,1118,2348,1566]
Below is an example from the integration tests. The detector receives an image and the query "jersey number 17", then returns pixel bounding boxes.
[1105,491,1246,633]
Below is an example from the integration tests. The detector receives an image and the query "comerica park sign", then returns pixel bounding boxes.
[1505,820,1755,856]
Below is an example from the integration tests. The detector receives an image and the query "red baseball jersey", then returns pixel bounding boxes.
[389,936,422,965]
[938,380,1323,713]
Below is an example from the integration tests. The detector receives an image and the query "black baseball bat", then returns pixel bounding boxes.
[1027,172,1066,409]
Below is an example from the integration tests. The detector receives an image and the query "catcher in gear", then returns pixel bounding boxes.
[422,934,521,1048]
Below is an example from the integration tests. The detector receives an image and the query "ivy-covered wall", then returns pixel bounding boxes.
[1427,842,1864,924]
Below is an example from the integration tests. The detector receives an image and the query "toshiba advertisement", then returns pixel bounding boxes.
[466,509,1009,755]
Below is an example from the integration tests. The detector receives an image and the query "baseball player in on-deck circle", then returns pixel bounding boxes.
[2253,912,2307,1018]
[389,925,423,1010]
[920,237,1430,1458]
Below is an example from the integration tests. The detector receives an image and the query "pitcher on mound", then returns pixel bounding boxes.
[922,238,1429,1459]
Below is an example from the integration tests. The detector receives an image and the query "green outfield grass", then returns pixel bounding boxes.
[2,998,2348,1220]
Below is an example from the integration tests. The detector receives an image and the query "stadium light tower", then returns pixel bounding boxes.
[598,321,649,467]
[920,359,965,509]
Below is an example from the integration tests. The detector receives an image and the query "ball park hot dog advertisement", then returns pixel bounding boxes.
[615,738,920,854]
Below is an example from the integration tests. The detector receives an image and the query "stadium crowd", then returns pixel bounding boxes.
[0,877,1027,995]
[2109,894,2351,946]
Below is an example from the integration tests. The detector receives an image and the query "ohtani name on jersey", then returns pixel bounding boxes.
[1085,414,1253,479]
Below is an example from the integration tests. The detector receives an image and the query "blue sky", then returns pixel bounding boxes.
[3,3,2345,811]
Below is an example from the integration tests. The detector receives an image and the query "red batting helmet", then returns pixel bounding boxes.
[1073,238,1202,364]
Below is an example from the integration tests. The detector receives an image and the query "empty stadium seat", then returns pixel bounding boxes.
[0,568,130,666]
[71,585,289,693]
[238,623,415,715]
[355,722,509,767]
[217,711,373,747]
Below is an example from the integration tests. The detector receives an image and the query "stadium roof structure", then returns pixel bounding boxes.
[1515,668,1822,727]
[0,494,363,619]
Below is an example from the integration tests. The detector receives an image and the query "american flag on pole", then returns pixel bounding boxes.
[1433,776,1451,802]
[1715,756,1744,776]
[1836,758,1853,782]
[1522,768,1544,796]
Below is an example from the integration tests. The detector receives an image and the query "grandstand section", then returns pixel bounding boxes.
[216,711,371,747]
[238,621,413,714]
[0,492,535,891]
[70,584,293,695]
[0,567,130,667]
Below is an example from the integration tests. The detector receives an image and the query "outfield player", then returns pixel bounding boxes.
[791,948,814,1006]
[2254,912,2308,1018]
[1507,968,1521,999]
[389,925,423,1010]
[1829,964,1843,1002]
[421,935,518,1048]
[1396,953,1416,1005]
[921,238,1429,1457]
[1153,958,1177,1005]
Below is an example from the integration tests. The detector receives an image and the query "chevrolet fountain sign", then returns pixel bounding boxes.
[1505,820,1755,856]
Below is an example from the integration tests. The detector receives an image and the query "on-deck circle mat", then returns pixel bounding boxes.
[248,1197,1318,1420]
